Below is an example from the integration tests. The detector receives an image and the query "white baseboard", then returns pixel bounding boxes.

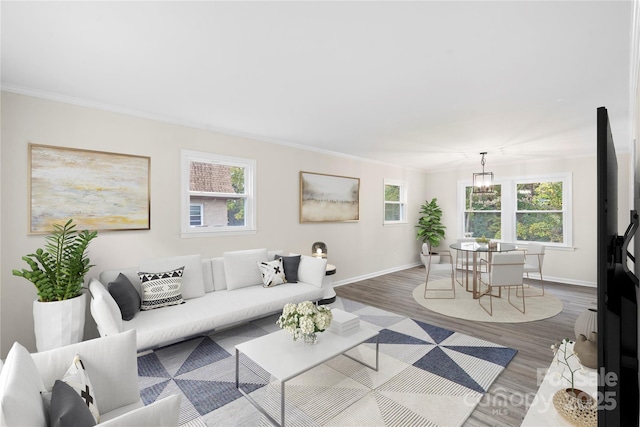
[333,264,597,289]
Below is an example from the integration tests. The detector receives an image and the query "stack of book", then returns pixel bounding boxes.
[328,309,360,336]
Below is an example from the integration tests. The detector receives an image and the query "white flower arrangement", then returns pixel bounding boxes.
[276,301,333,341]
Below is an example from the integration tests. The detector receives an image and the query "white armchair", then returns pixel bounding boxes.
[478,252,526,316]
[0,329,180,426]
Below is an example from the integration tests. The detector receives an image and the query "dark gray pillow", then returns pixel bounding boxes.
[274,255,301,283]
[49,380,96,427]
[108,273,141,321]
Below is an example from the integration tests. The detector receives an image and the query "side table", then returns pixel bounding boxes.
[318,263,336,305]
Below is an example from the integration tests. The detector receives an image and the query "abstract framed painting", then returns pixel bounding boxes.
[300,171,360,223]
[29,144,150,233]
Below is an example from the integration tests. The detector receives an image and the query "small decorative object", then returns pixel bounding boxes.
[488,240,498,250]
[13,219,98,351]
[276,301,333,344]
[312,242,327,258]
[574,308,597,340]
[574,332,597,369]
[550,338,597,426]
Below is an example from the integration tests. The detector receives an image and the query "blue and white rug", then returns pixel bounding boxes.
[137,298,517,426]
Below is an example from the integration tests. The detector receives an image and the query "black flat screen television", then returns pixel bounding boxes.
[596,106,639,426]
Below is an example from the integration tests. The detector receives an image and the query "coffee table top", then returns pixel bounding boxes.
[236,327,378,382]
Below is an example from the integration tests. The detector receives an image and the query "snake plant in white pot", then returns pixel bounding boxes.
[13,219,98,351]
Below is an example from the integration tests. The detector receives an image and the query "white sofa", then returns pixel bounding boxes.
[0,329,180,426]
[89,249,329,351]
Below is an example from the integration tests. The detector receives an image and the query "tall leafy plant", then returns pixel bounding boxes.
[416,198,446,254]
[13,219,98,302]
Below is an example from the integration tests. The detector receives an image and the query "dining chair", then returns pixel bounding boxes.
[520,243,546,296]
[423,249,455,299]
[455,238,486,291]
[478,252,525,316]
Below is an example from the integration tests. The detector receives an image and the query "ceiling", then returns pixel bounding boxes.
[1,1,635,171]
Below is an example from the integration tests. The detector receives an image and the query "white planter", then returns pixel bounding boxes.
[33,292,86,352]
[421,253,441,266]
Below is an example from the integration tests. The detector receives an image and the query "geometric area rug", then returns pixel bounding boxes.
[137,298,518,426]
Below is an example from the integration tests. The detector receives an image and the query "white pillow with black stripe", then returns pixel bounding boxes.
[138,267,185,310]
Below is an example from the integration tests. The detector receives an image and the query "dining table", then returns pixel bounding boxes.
[449,241,518,298]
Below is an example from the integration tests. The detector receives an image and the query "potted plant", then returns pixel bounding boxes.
[13,219,98,351]
[416,198,446,264]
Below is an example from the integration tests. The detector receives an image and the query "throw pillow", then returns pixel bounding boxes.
[108,273,141,321]
[258,258,286,287]
[139,255,205,299]
[61,354,99,423]
[274,254,301,283]
[138,267,185,310]
[49,380,96,427]
[0,342,47,426]
[298,255,327,288]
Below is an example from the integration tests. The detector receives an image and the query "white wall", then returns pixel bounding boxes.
[424,154,630,287]
[0,92,428,356]
[1,91,619,357]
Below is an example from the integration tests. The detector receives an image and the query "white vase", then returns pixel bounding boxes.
[33,293,87,352]
[574,308,597,340]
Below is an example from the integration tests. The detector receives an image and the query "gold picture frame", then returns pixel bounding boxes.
[300,171,360,223]
[29,144,151,233]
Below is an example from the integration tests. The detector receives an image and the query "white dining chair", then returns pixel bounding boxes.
[455,237,486,291]
[424,250,455,299]
[521,243,546,296]
[478,252,525,316]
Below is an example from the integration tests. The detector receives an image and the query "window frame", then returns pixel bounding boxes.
[181,150,257,237]
[383,179,407,225]
[457,173,572,247]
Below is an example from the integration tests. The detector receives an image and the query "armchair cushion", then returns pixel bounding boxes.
[0,342,47,426]
[31,330,140,416]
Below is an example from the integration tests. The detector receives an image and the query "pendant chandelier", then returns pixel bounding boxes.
[472,152,494,194]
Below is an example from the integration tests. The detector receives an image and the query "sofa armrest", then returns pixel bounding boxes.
[31,330,140,416]
[99,394,180,426]
[89,278,124,337]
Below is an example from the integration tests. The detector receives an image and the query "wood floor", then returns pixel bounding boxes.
[334,265,597,427]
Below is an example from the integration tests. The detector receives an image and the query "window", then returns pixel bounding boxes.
[181,150,256,236]
[458,173,571,246]
[516,181,564,243]
[190,204,203,227]
[384,179,407,224]
[464,184,502,239]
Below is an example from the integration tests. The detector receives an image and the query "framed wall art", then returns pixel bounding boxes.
[300,171,360,223]
[29,144,151,233]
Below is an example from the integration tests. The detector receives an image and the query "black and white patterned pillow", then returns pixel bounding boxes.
[138,267,185,310]
[60,354,99,424]
[258,258,286,288]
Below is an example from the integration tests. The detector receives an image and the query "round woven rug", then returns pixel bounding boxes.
[412,279,563,323]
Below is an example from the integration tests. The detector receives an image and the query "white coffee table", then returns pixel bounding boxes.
[235,327,379,427]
